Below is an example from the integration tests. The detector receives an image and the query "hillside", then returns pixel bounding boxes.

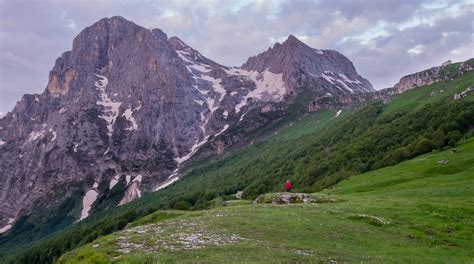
[4,65,474,263]
[59,136,474,263]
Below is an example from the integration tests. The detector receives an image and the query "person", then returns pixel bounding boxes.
[285,180,292,192]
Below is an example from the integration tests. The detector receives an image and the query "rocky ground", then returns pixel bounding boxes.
[101,212,245,257]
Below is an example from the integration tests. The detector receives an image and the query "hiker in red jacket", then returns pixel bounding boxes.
[285,180,292,192]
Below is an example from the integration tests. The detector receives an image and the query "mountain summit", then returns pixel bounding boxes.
[0,16,373,231]
[242,35,374,95]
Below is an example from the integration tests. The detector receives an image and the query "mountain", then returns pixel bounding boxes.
[242,35,374,95]
[0,16,373,234]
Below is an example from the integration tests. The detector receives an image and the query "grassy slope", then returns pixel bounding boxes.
[59,137,474,263]
[382,71,474,116]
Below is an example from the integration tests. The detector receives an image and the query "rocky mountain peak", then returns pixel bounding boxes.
[241,35,374,95]
[168,36,224,70]
[281,34,308,49]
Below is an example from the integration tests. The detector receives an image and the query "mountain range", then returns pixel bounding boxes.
[0,16,473,263]
[0,16,374,230]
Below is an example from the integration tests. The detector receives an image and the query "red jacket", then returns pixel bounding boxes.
[285,181,292,190]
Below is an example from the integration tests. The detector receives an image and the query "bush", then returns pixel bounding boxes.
[447,130,462,146]
[173,201,191,210]
[415,138,434,155]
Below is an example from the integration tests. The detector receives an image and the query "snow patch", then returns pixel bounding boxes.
[176,50,211,74]
[93,181,99,189]
[214,124,229,137]
[239,111,249,122]
[59,107,67,114]
[226,67,286,113]
[79,189,98,220]
[95,74,121,137]
[50,129,57,142]
[200,74,225,113]
[125,175,131,185]
[0,140,5,146]
[320,72,336,84]
[122,104,141,131]
[204,96,218,114]
[175,136,210,164]
[223,110,228,118]
[313,49,323,54]
[109,175,120,190]
[338,73,362,84]
[235,99,249,114]
[0,224,12,234]
[336,79,354,93]
[0,218,15,233]
[248,69,286,101]
[133,174,142,183]
[230,91,238,96]
[201,75,225,100]
[154,176,179,191]
[335,110,342,118]
[155,168,180,191]
[27,130,44,142]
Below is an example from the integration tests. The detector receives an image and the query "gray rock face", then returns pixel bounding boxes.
[242,35,374,95]
[393,66,442,93]
[0,16,374,230]
[393,60,474,93]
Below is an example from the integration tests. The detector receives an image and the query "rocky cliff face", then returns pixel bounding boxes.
[0,16,374,231]
[393,59,474,93]
[393,66,442,93]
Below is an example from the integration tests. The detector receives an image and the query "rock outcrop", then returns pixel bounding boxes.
[393,59,474,94]
[254,193,339,204]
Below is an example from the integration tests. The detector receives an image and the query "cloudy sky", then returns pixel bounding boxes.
[0,0,473,115]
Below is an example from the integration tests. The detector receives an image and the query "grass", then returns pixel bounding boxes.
[270,109,337,141]
[382,71,474,117]
[58,137,474,263]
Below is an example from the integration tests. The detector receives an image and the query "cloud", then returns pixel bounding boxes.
[407,44,425,56]
[0,0,473,113]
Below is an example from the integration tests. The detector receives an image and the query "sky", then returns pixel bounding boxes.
[0,0,473,115]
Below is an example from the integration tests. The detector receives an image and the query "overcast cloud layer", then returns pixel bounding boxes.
[1,0,473,115]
